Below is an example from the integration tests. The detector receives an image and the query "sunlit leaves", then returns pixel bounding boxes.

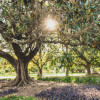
[86,33,90,41]
[70,0,76,4]
[18,0,21,2]
[56,3,60,8]
[39,0,42,2]
[56,0,97,34]
[45,1,49,6]
[56,0,63,8]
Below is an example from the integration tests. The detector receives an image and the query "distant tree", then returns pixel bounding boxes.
[60,46,73,76]
[32,44,54,77]
[73,47,98,75]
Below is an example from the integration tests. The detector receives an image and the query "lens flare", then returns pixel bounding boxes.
[44,18,58,31]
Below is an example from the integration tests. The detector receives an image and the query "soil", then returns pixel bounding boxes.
[0,80,100,100]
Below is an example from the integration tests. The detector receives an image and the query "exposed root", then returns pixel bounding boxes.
[28,76,34,82]
[2,77,34,87]
[2,79,19,87]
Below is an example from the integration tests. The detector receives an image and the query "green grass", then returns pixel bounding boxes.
[0,96,36,100]
[70,73,85,75]
[0,73,86,78]
[37,76,100,85]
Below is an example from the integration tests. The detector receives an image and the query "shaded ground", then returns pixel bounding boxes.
[0,80,100,100]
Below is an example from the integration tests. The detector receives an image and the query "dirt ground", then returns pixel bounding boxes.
[0,80,100,100]
[0,80,67,97]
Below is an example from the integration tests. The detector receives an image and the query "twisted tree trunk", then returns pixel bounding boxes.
[1,42,41,87]
[3,59,33,87]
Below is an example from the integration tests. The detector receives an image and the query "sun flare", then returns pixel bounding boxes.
[44,18,58,31]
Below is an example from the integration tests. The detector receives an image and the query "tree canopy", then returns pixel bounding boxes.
[0,0,99,86]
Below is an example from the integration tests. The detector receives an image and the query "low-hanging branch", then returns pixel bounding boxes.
[0,49,16,67]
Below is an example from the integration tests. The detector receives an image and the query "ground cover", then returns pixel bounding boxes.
[0,96,36,100]
[38,76,100,85]
[0,78,100,100]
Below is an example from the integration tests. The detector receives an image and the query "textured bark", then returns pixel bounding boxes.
[37,67,43,77]
[85,65,91,76]
[0,11,42,87]
[3,60,33,87]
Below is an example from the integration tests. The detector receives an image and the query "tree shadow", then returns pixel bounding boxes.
[35,85,100,100]
[0,88,18,97]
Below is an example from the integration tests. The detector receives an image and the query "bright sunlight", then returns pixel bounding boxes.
[44,17,58,31]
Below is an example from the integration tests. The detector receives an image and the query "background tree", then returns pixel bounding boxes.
[60,46,73,76]
[32,44,55,77]
[73,47,99,75]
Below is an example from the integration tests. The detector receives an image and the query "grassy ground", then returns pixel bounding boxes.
[0,75,100,100]
[37,76,100,85]
[0,80,100,100]
[0,96,36,100]
[0,72,86,77]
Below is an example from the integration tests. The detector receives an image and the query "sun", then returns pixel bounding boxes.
[44,18,58,31]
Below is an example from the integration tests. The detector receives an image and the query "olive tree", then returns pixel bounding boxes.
[0,0,59,86]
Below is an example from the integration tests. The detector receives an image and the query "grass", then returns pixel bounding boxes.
[37,76,100,85]
[0,96,36,100]
[0,72,85,77]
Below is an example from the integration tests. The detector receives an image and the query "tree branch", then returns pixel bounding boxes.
[12,43,24,59]
[74,48,89,64]
[0,50,16,67]
[26,41,41,63]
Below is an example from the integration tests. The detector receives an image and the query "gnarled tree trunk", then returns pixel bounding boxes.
[3,59,33,87]
[0,16,41,87]
[1,41,41,87]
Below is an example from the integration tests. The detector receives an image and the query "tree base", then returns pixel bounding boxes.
[2,76,34,87]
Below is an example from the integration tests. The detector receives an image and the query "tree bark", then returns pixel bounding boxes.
[66,66,69,77]
[86,66,91,76]
[85,64,91,76]
[1,41,41,87]
[37,67,43,77]
[3,59,33,87]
